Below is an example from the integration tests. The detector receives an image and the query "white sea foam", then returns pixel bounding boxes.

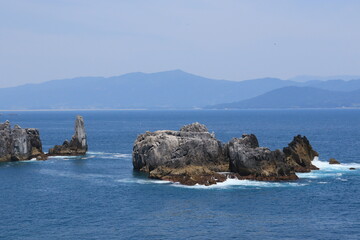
[171,178,308,189]
[336,178,348,182]
[115,177,305,189]
[312,157,360,170]
[116,178,171,185]
[48,155,79,159]
[87,152,132,159]
[46,152,131,161]
[17,158,38,162]
[130,157,360,189]
[297,157,359,180]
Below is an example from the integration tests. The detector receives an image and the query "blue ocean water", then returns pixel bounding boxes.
[0,110,360,240]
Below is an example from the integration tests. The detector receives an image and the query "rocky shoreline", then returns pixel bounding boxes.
[133,122,321,186]
[0,115,87,162]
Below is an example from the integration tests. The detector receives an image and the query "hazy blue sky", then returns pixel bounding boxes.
[1,0,360,87]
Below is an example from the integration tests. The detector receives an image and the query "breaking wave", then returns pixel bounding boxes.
[127,157,359,189]
[87,152,132,159]
[46,152,132,161]
[297,157,359,179]
[173,178,308,189]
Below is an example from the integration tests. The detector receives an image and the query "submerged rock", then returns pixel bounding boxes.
[132,123,312,185]
[0,121,44,162]
[329,158,340,164]
[283,135,319,172]
[48,116,88,156]
[227,135,298,181]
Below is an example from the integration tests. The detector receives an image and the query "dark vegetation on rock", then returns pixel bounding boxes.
[133,123,320,185]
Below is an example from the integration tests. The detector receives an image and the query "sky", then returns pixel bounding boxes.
[1,0,360,87]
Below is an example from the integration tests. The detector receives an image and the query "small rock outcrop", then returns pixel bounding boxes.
[227,135,298,181]
[0,121,44,162]
[133,123,316,185]
[48,116,88,156]
[283,135,319,172]
[329,158,340,164]
[179,122,209,132]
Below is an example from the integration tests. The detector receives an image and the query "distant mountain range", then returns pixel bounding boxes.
[0,70,360,110]
[289,75,360,82]
[209,87,360,109]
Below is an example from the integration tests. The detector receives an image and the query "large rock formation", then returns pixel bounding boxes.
[0,121,44,162]
[133,123,228,185]
[283,135,319,172]
[48,116,88,156]
[227,135,298,181]
[132,123,315,185]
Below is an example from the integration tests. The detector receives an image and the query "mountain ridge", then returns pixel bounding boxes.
[208,86,360,109]
[1,70,360,110]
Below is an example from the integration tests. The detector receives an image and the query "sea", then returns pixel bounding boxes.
[0,110,359,240]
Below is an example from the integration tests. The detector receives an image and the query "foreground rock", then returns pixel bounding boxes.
[132,123,314,185]
[133,123,228,185]
[283,135,319,172]
[0,121,44,162]
[329,158,340,164]
[228,135,298,181]
[48,116,88,156]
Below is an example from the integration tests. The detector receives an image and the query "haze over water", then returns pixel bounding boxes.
[0,110,359,239]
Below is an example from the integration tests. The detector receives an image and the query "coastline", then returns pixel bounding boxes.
[1,107,360,112]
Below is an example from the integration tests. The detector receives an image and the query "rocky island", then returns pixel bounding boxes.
[0,121,45,162]
[48,115,88,156]
[0,115,88,162]
[133,122,320,186]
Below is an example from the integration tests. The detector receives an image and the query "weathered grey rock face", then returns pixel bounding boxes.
[48,116,88,156]
[133,124,227,172]
[0,121,12,162]
[179,122,208,133]
[227,135,298,180]
[283,135,319,172]
[132,123,320,185]
[0,121,44,162]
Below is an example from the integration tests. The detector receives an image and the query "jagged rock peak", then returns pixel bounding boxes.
[230,134,259,149]
[283,135,319,172]
[227,135,297,181]
[180,122,209,133]
[48,115,88,156]
[74,115,87,149]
